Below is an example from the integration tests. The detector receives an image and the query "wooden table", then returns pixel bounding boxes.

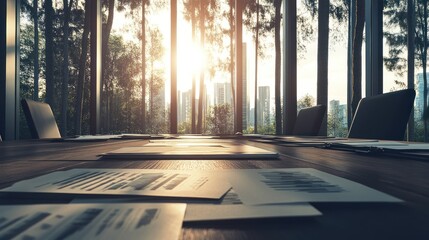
[0,138,428,239]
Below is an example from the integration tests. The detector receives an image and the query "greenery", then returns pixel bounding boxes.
[205,104,234,134]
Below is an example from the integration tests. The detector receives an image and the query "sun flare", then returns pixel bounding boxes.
[178,42,206,85]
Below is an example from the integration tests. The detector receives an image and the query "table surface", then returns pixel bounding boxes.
[0,137,428,240]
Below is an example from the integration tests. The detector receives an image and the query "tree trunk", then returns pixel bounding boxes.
[229,0,236,120]
[101,0,115,132]
[60,0,72,137]
[44,0,54,107]
[274,0,282,134]
[197,0,205,133]
[407,0,415,141]
[33,0,39,101]
[351,0,365,118]
[150,56,154,129]
[317,0,329,136]
[422,0,428,142]
[141,1,146,133]
[254,0,259,133]
[74,0,90,135]
[191,0,196,133]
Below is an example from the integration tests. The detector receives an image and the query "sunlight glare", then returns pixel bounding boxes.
[178,42,205,86]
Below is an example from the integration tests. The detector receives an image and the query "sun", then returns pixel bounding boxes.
[177,40,206,89]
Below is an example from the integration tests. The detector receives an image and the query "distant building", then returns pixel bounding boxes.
[214,82,232,106]
[179,90,192,124]
[258,86,270,126]
[248,107,255,127]
[415,73,429,115]
[329,99,347,127]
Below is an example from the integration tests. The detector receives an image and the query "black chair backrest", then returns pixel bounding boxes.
[21,99,61,139]
[347,89,415,141]
[293,105,327,136]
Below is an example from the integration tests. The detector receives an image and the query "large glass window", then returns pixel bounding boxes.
[327,1,349,137]
[297,0,318,130]
[296,1,349,137]
[383,0,408,94]
[243,0,282,134]
[100,1,169,134]
[19,0,88,138]
[384,0,429,142]
[97,0,283,135]
[16,1,425,139]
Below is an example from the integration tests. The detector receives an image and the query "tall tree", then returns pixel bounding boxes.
[44,0,55,106]
[141,0,147,133]
[407,0,415,140]
[273,0,282,134]
[33,0,39,101]
[132,0,157,133]
[424,0,428,141]
[228,0,236,120]
[101,0,115,133]
[74,0,90,135]
[60,0,73,136]
[254,0,260,133]
[197,0,205,133]
[119,0,164,133]
[351,0,365,118]
[191,0,197,133]
[148,29,164,125]
[317,0,329,136]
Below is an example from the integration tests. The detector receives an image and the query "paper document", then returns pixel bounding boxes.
[333,141,406,147]
[72,189,321,222]
[119,134,164,139]
[337,141,429,151]
[145,142,225,147]
[185,188,321,221]
[0,203,185,240]
[185,202,320,222]
[100,144,278,159]
[223,168,402,205]
[0,168,231,199]
[62,135,120,141]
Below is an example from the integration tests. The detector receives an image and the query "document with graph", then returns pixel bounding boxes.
[72,189,322,222]
[0,203,185,240]
[0,168,231,199]
[223,168,402,205]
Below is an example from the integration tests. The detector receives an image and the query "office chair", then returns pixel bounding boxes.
[21,99,61,139]
[292,105,327,136]
[347,89,415,141]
